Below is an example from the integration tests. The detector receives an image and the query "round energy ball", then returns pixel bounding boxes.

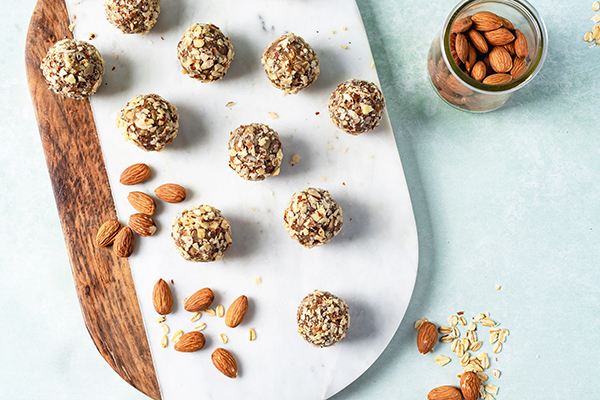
[116,93,179,152]
[283,187,343,248]
[40,39,104,100]
[104,0,160,34]
[297,290,350,348]
[328,78,386,135]
[172,205,232,262]
[228,123,283,181]
[261,33,320,94]
[177,23,234,82]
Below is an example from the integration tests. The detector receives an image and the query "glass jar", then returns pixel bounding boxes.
[427,0,547,112]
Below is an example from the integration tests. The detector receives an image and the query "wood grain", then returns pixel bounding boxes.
[25,1,161,398]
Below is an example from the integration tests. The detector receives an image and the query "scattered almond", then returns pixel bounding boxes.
[152,279,173,315]
[225,295,248,328]
[460,371,481,400]
[417,321,438,354]
[120,163,151,185]
[96,219,122,247]
[127,191,156,215]
[427,385,462,400]
[184,288,215,312]
[212,348,238,378]
[114,226,134,257]
[154,183,186,203]
[129,213,157,236]
[174,331,205,352]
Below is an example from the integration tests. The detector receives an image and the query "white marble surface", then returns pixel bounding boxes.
[65,0,417,398]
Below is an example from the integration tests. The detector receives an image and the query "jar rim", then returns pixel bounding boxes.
[440,0,548,94]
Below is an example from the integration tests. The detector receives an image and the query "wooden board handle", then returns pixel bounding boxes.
[25,1,161,398]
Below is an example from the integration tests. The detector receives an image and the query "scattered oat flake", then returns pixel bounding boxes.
[489,331,499,344]
[254,277,262,285]
[216,305,225,318]
[471,340,483,351]
[219,333,229,344]
[190,312,202,322]
[171,330,183,343]
[69,23,75,32]
[495,285,501,290]
[438,326,452,334]
[414,318,428,330]
[343,26,348,31]
[342,147,348,153]
[225,101,236,107]
[594,1,600,11]
[477,372,489,382]
[160,335,168,348]
[492,369,501,378]
[459,316,467,326]
[481,317,496,327]
[204,308,216,316]
[592,13,600,23]
[484,394,495,400]
[160,324,170,334]
[492,342,502,354]
[148,40,154,44]
[448,315,458,327]
[248,328,257,341]
[435,355,451,366]
[485,384,499,395]
[339,44,348,49]
[332,30,336,34]
[370,61,375,69]
[194,322,206,331]
[440,334,453,344]
[268,112,279,119]
[291,154,301,164]
[327,145,333,150]
[114,54,118,59]
[320,176,327,181]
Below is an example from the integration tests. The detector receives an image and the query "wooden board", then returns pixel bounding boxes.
[25,0,160,398]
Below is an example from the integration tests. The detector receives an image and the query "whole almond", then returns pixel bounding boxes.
[460,371,481,400]
[120,163,151,185]
[153,279,173,315]
[511,56,527,79]
[489,46,513,73]
[455,33,469,64]
[114,226,134,258]
[465,43,477,72]
[514,29,529,58]
[417,321,438,354]
[503,41,516,56]
[482,73,513,85]
[127,191,156,215]
[471,61,487,82]
[484,27,515,46]
[451,17,472,34]
[96,219,122,247]
[446,74,473,97]
[129,213,157,237]
[225,295,248,328]
[471,11,503,31]
[428,385,463,400]
[184,288,215,312]
[467,29,489,53]
[499,15,515,30]
[155,183,186,203]
[212,348,238,378]
[174,331,205,352]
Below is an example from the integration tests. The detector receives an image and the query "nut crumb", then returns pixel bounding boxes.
[343,26,347,31]
[155,316,166,323]
[69,23,75,32]
[226,101,236,107]
[254,277,262,285]
[248,328,256,341]
[339,44,348,49]
[88,33,96,40]
[290,154,301,165]
[342,147,348,153]
[268,112,279,119]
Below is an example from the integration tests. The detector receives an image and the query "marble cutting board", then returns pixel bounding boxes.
[54,0,418,398]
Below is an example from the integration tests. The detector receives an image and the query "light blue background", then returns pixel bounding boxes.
[2,0,598,399]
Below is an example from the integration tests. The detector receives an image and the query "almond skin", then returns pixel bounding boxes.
[154,183,186,203]
[225,295,248,328]
[460,371,481,400]
[471,61,487,82]
[451,16,472,34]
[489,46,513,73]
[484,27,515,46]
[96,219,122,247]
[153,279,173,315]
[514,29,529,58]
[467,29,489,54]
[417,321,438,354]
[184,288,215,312]
[428,385,463,400]
[120,163,151,185]
[174,331,205,352]
[482,73,513,85]
[129,213,157,237]
[212,348,238,378]
[127,191,156,216]
[471,11,503,31]
[114,226,134,258]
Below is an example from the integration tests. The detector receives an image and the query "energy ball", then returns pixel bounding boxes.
[297,290,350,348]
[283,187,343,248]
[104,0,160,34]
[328,78,386,135]
[172,205,232,262]
[177,23,234,82]
[261,33,320,94]
[116,93,179,152]
[40,39,104,100]
[228,123,283,181]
